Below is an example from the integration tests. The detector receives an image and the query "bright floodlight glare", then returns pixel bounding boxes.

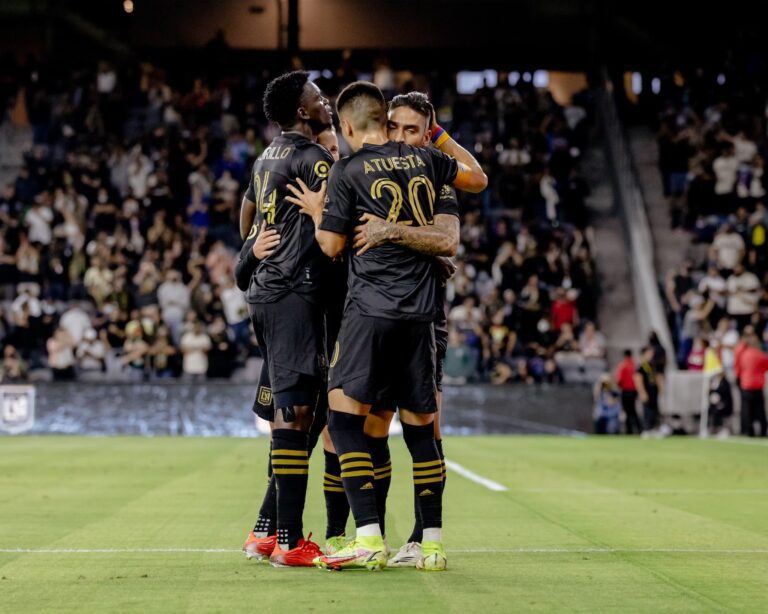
[651,78,661,95]
[717,73,726,85]
[533,70,549,88]
[509,72,520,86]
[632,72,642,95]
[123,0,134,14]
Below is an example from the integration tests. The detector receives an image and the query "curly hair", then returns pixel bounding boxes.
[262,71,309,127]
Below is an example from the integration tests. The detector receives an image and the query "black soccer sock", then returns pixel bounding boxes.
[271,429,310,549]
[323,449,350,539]
[253,442,276,535]
[436,438,447,487]
[327,410,379,530]
[402,422,443,531]
[365,434,391,536]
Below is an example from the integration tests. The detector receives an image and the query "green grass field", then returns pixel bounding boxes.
[1,436,767,612]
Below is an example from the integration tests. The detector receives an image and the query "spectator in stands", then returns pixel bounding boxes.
[157,269,190,342]
[734,330,768,437]
[713,144,738,214]
[46,327,76,381]
[121,320,149,380]
[710,224,745,275]
[180,319,211,382]
[593,374,621,434]
[707,371,733,437]
[148,325,178,379]
[1,345,28,383]
[634,346,662,434]
[615,349,641,434]
[579,321,606,359]
[75,328,106,380]
[726,263,760,331]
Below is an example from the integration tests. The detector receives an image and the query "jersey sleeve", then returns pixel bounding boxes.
[244,161,257,202]
[428,147,459,191]
[318,161,355,235]
[295,144,334,191]
[434,184,459,218]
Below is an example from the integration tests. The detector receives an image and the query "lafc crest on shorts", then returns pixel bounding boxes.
[257,386,273,406]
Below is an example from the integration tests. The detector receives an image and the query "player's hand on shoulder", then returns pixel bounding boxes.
[252,220,281,259]
[285,177,327,226]
[353,213,394,256]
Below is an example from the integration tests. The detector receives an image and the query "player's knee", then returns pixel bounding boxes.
[364,410,395,438]
[401,420,435,452]
[273,405,313,430]
[399,409,434,427]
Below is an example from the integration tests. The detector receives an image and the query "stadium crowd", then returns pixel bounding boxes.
[0,55,599,385]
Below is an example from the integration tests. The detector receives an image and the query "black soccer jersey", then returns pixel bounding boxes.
[319,141,458,321]
[243,132,334,304]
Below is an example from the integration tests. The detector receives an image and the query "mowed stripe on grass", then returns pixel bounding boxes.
[0,436,766,613]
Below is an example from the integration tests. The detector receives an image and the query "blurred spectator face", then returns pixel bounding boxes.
[317,127,340,162]
[387,106,430,147]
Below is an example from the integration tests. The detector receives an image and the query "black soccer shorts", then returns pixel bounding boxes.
[328,305,437,413]
[248,292,325,410]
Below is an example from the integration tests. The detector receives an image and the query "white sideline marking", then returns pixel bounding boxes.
[444,459,507,492]
[1,547,766,555]
[521,488,768,495]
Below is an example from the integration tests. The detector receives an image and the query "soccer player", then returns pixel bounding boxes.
[289,81,461,571]
[366,91,487,567]
[238,123,348,561]
[236,71,334,567]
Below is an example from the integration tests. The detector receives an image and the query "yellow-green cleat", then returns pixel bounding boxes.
[314,536,387,571]
[416,540,447,571]
[323,535,348,556]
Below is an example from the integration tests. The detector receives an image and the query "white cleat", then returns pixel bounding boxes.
[387,541,422,568]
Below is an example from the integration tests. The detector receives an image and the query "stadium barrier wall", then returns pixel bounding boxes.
[0,382,593,437]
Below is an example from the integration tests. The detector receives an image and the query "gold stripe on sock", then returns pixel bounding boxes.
[413,467,443,477]
[271,449,308,457]
[270,459,309,466]
[412,459,443,469]
[340,469,375,478]
[413,475,443,485]
[339,451,371,462]
[340,460,373,470]
[324,473,342,482]
[273,468,309,475]
[323,485,345,493]
[374,470,392,480]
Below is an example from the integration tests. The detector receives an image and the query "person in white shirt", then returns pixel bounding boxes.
[25,202,54,246]
[180,320,212,381]
[726,264,760,331]
[76,328,107,380]
[157,269,190,341]
[713,144,738,212]
[219,279,249,348]
[698,265,727,313]
[710,224,745,273]
[59,303,92,344]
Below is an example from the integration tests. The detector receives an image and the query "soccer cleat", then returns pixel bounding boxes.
[314,536,387,571]
[387,541,422,568]
[243,532,277,561]
[323,535,348,555]
[416,540,447,571]
[269,534,323,567]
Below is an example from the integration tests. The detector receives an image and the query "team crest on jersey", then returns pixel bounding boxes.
[440,184,453,200]
[314,160,330,179]
[258,386,272,406]
[246,223,258,240]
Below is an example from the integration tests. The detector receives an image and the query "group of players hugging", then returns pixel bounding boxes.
[235,71,487,571]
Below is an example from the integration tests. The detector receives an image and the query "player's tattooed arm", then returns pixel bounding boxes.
[353,213,459,257]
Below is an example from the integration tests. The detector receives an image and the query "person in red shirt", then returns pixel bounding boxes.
[615,349,641,434]
[734,331,768,437]
[551,288,578,332]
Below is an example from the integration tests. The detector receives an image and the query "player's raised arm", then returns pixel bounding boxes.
[429,111,488,193]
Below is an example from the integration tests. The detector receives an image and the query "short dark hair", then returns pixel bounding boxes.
[263,71,309,127]
[389,91,433,126]
[336,81,387,130]
[624,349,632,357]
